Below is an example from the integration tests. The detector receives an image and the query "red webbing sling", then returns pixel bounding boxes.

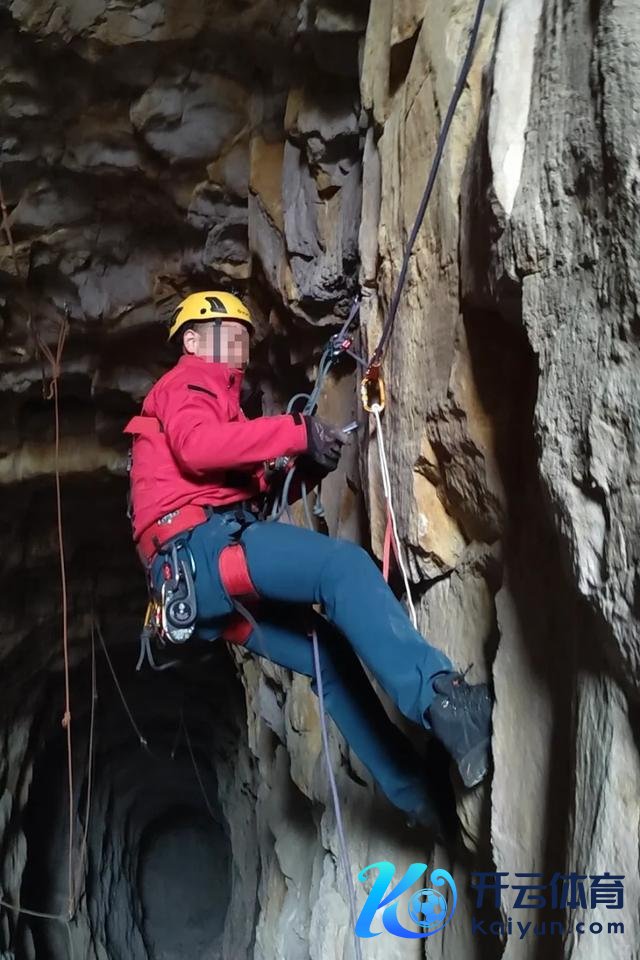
[218,542,260,645]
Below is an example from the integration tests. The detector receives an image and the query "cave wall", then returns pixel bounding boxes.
[360,0,640,956]
[0,0,639,958]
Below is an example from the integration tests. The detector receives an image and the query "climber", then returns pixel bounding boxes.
[124,291,493,838]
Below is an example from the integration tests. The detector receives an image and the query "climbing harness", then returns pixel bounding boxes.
[130,499,264,670]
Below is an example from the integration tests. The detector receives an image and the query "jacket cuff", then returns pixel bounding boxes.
[290,411,310,453]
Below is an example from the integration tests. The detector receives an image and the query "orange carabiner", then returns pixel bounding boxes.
[360,364,386,412]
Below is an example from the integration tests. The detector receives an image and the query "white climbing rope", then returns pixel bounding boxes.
[370,403,418,629]
[179,708,222,825]
[95,618,151,754]
[0,898,75,960]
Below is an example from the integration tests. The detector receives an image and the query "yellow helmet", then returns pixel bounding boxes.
[167,291,254,341]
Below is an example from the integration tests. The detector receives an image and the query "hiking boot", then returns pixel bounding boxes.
[425,673,493,788]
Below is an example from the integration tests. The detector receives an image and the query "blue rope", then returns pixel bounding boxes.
[312,627,363,960]
[267,297,362,523]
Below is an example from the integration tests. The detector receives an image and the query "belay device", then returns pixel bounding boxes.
[136,537,198,672]
[159,540,197,643]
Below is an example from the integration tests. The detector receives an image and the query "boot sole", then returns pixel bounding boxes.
[457,738,490,788]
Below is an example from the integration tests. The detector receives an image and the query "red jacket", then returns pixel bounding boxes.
[124,355,310,540]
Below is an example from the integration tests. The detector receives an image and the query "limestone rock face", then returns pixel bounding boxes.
[0,0,639,958]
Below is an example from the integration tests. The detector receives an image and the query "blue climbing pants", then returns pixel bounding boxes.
[151,505,455,818]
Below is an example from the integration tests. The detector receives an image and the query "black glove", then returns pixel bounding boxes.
[303,415,348,472]
[295,452,331,481]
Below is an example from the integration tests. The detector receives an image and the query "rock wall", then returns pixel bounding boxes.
[0,0,638,958]
[363,1,640,957]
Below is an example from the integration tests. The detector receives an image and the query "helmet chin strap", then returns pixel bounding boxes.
[212,319,222,362]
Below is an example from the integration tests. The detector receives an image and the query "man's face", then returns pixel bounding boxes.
[183,320,250,369]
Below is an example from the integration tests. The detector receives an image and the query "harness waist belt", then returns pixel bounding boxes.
[137,500,259,565]
[137,505,209,565]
